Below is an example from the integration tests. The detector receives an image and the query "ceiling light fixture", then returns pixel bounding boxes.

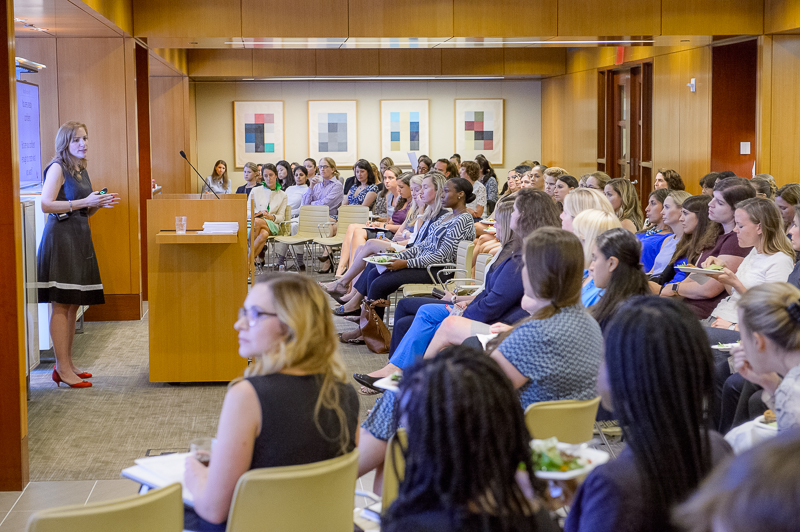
[246,75,506,81]
[13,18,26,22]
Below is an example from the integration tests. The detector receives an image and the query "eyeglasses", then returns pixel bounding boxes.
[237,307,278,328]
[318,165,330,170]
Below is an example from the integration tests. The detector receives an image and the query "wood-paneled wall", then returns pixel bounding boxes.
[543,45,712,193]
[1,0,28,491]
[762,35,800,185]
[133,0,774,39]
[16,37,143,320]
[149,75,192,193]
[188,48,567,78]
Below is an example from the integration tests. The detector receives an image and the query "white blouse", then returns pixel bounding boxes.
[711,248,795,323]
[285,184,309,217]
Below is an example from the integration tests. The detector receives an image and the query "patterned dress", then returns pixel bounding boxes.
[334,183,378,220]
[764,364,800,433]
[37,162,105,305]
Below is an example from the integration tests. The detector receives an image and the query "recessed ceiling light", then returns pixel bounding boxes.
[13,18,26,22]
[31,27,49,32]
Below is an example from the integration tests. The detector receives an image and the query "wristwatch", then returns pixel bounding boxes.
[450,294,458,304]
[672,283,680,295]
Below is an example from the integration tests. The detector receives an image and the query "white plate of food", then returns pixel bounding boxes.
[713,342,740,352]
[530,438,610,480]
[373,372,402,393]
[676,265,725,275]
[363,256,395,265]
[754,414,778,434]
[483,219,496,225]
[486,226,497,234]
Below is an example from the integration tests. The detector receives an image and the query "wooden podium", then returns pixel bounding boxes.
[147,195,248,382]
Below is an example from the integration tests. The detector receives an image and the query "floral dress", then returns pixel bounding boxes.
[335,183,378,220]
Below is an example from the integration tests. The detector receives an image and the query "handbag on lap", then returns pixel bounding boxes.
[359,299,391,354]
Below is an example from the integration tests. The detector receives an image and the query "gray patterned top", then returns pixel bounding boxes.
[497,304,603,409]
[763,364,800,433]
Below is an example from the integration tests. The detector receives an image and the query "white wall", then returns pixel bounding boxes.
[194,80,542,192]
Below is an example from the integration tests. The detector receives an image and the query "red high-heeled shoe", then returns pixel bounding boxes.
[52,369,92,388]
[75,372,92,379]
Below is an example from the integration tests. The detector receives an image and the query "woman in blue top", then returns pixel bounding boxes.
[637,188,673,272]
[353,189,560,389]
[336,174,476,325]
[356,227,604,489]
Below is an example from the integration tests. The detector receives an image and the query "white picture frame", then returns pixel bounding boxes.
[233,101,285,168]
[308,100,358,166]
[380,100,430,165]
[454,99,504,165]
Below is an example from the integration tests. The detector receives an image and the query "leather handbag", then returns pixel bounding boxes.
[359,299,392,354]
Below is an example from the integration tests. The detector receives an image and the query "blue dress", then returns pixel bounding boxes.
[637,230,672,273]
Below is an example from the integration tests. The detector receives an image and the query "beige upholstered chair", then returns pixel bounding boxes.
[26,482,183,532]
[524,397,601,444]
[225,450,359,532]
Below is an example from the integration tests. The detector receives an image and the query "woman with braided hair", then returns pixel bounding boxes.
[565,297,732,532]
[381,347,559,532]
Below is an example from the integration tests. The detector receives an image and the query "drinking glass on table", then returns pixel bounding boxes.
[190,437,214,466]
[176,216,187,234]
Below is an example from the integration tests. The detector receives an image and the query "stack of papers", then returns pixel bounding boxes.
[122,452,194,506]
[198,222,238,234]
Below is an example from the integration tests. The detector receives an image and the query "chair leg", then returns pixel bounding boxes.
[594,421,617,459]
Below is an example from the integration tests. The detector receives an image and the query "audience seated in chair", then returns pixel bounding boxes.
[182,274,358,531]
[570,209,621,308]
[380,347,560,532]
[356,227,603,491]
[564,296,732,532]
[336,174,475,327]
[352,189,560,390]
[604,177,644,232]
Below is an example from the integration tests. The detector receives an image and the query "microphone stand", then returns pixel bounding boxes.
[179,150,220,199]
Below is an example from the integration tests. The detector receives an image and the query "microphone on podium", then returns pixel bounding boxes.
[179,150,219,199]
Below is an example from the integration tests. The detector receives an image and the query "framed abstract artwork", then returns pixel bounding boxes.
[380,100,430,164]
[233,101,285,167]
[454,99,504,165]
[308,100,358,166]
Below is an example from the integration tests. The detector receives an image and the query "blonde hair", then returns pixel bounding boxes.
[543,166,568,179]
[319,157,340,178]
[52,121,88,179]
[235,275,351,452]
[404,174,424,226]
[739,282,800,352]
[243,162,258,176]
[736,197,795,259]
[420,171,447,222]
[668,190,692,206]
[607,178,644,230]
[493,200,515,247]
[572,209,623,267]
[563,188,615,220]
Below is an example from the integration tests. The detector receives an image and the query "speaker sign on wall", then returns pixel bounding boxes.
[454,99,504,165]
[308,100,358,166]
[233,101,285,168]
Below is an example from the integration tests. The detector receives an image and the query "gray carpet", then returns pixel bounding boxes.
[28,296,385,482]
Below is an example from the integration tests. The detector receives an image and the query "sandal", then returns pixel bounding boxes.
[332,305,360,317]
[358,385,380,396]
[338,333,365,345]
[353,373,384,393]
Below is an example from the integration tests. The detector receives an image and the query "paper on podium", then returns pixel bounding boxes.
[121,452,194,506]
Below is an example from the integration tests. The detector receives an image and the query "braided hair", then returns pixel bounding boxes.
[603,297,714,532]
[382,347,547,532]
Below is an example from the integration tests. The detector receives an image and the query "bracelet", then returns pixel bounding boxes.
[451,294,457,304]
[68,200,73,213]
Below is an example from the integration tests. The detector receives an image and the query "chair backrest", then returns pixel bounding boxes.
[26,483,183,532]
[336,205,370,234]
[474,253,493,285]
[524,397,601,444]
[226,450,359,532]
[278,204,293,236]
[455,241,475,278]
[295,205,330,237]
[381,428,407,511]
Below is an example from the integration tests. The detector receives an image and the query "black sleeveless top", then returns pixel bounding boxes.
[246,373,359,469]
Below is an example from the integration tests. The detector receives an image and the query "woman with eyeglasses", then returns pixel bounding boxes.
[183,274,359,531]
